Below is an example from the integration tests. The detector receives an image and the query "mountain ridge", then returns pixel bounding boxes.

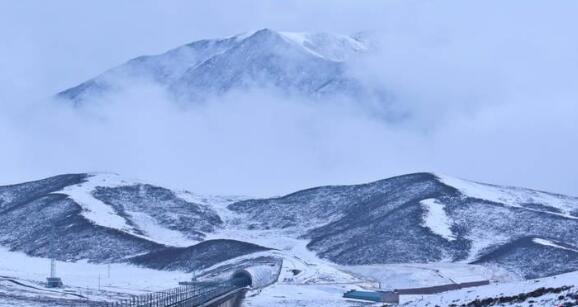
[0,172,577,279]
[56,29,371,104]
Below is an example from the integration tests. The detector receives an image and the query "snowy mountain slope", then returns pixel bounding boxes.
[227,176,411,231]
[229,173,578,278]
[129,239,270,272]
[0,191,161,262]
[0,174,162,262]
[1,172,577,282]
[0,173,234,263]
[0,174,86,211]
[53,173,225,246]
[473,237,578,279]
[57,34,244,103]
[438,175,578,220]
[90,182,222,244]
[56,29,371,104]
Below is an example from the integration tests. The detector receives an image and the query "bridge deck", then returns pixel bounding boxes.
[102,280,246,307]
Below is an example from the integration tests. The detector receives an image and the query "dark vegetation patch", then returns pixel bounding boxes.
[129,239,270,272]
[451,286,576,307]
[473,237,578,279]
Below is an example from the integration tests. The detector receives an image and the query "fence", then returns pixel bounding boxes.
[102,281,242,307]
[394,280,490,295]
[344,280,491,304]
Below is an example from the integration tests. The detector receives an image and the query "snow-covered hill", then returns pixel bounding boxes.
[0,173,257,266]
[1,172,577,306]
[57,29,371,104]
[2,172,577,280]
[229,173,578,278]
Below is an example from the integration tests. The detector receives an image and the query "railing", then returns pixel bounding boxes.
[102,281,242,307]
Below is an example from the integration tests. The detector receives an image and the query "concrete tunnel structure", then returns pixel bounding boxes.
[230,264,281,289]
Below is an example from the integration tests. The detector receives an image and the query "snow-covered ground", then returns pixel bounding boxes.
[342,263,517,290]
[0,246,190,305]
[0,235,372,306]
[204,196,365,286]
[245,284,377,307]
[187,196,378,306]
[402,270,578,306]
[2,240,576,307]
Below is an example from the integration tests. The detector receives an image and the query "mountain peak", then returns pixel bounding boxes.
[236,28,290,49]
[253,28,278,36]
[57,29,370,104]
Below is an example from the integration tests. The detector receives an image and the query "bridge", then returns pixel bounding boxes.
[102,268,270,307]
[101,279,247,307]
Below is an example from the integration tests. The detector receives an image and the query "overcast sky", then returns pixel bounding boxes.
[1,0,577,197]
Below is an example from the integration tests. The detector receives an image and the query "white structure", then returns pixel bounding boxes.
[231,264,280,289]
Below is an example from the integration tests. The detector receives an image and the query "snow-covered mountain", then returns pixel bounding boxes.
[231,173,578,278]
[0,172,577,280]
[0,173,257,268]
[57,29,372,104]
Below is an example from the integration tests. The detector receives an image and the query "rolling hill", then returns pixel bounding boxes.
[0,172,577,279]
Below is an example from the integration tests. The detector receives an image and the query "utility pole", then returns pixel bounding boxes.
[50,259,56,278]
[46,258,63,288]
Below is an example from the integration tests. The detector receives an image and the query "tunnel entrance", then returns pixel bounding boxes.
[230,270,252,288]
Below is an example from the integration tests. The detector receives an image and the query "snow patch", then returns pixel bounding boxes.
[55,173,138,234]
[279,32,336,60]
[53,173,199,247]
[232,30,258,42]
[127,212,194,247]
[279,31,367,62]
[420,198,456,241]
[533,238,578,253]
[437,174,578,220]
[176,191,247,223]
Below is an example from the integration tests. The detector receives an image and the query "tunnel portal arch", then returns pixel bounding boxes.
[229,264,280,289]
[230,270,252,288]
